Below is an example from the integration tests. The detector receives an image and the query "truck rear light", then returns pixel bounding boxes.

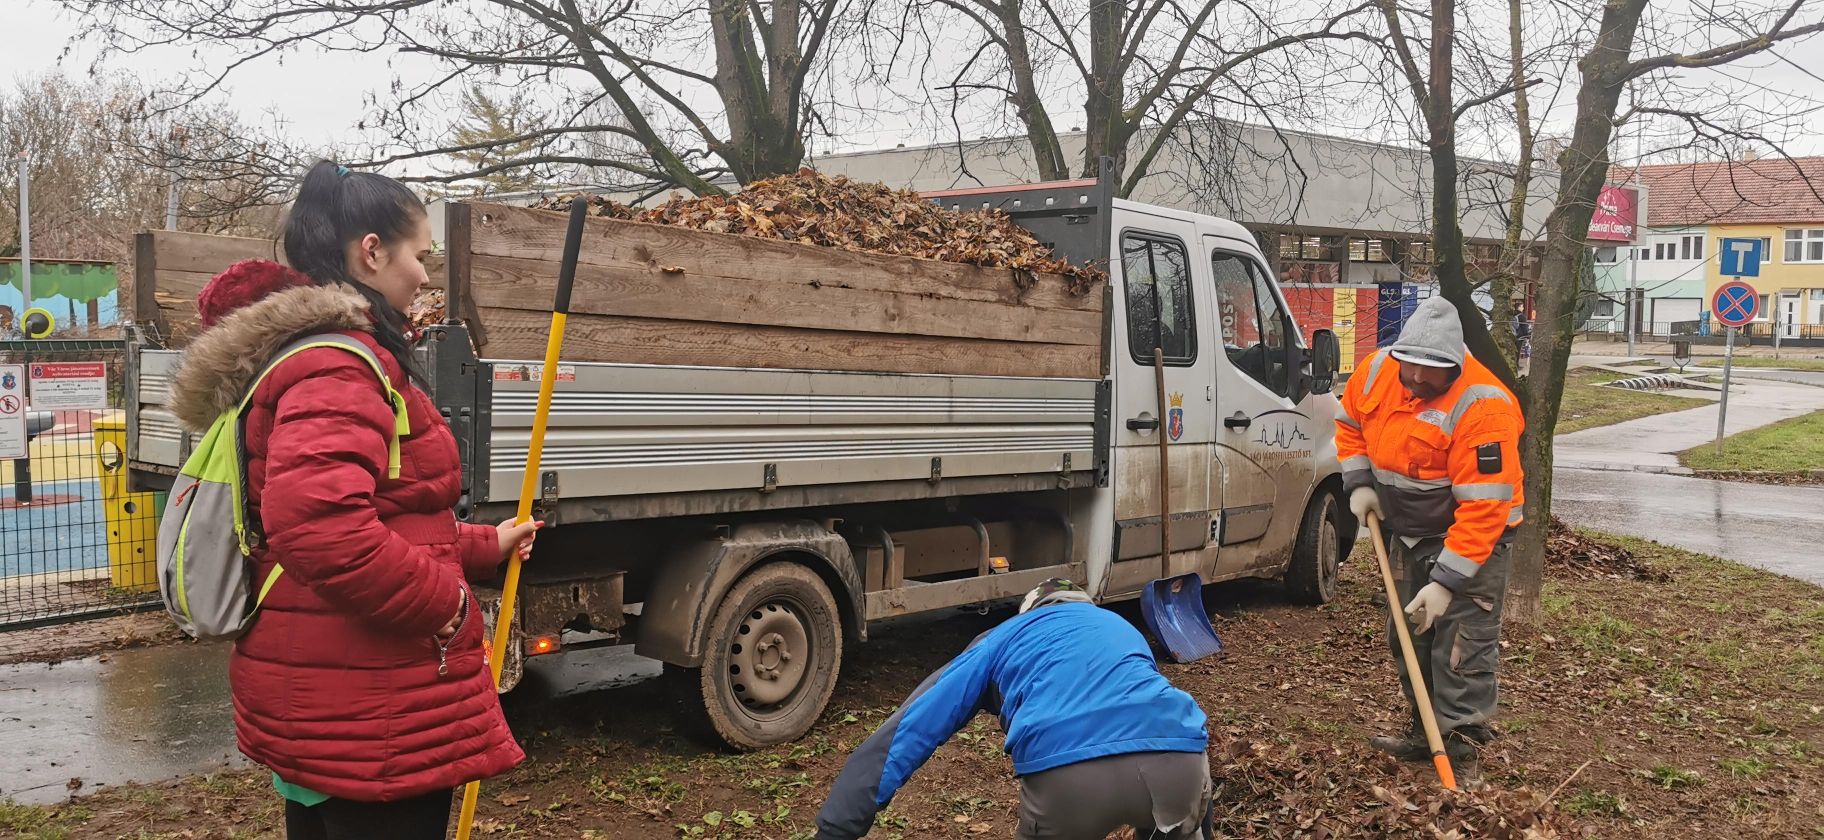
[525,634,561,657]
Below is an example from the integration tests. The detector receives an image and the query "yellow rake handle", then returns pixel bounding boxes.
[455,197,588,839]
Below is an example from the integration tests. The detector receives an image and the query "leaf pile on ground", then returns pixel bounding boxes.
[1687,468,1824,487]
[536,169,1106,293]
[1546,516,1669,582]
[1205,737,1572,838]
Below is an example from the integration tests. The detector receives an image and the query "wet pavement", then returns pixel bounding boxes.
[0,643,243,804]
[0,640,666,805]
[1553,467,1824,585]
[1554,376,1824,472]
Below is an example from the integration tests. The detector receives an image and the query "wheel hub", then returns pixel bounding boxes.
[729,601,810,708]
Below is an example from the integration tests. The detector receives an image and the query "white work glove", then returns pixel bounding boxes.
[1404,582,1453,635]
[1349,486,1382,523]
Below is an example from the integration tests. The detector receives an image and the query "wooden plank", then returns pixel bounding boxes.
[477,308,1101,379]
[147,230,283,275]
[442,202,484,350]
[132,233,158,335]
[467,254,1101,347]
[467,204,1102,314]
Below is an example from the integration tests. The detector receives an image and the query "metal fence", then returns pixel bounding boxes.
[0,339,160,628]
[1579,320,1824,346]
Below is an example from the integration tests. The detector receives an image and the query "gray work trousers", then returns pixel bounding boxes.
[1016,751,1212,840]
[1387,534,1509,738]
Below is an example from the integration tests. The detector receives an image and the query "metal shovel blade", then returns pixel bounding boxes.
[1140,571,1223,663]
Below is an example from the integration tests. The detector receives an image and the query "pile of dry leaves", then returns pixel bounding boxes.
[406,288,446,330]
[536,169,1105,293]
[1546,516,1669,582]
[1202,738,1577,839]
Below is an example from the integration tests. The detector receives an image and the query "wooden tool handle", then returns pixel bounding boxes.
[1368,513,1458,791]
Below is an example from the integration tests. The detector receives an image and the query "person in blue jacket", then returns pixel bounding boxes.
[815,579,1212,839]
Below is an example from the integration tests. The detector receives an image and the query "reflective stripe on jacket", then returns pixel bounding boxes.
[1335,349,1525,593]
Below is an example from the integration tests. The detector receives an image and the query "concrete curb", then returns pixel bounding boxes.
[1554,461,1696,476]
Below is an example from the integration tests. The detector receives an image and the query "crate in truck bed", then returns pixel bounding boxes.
[446,203,1106,379]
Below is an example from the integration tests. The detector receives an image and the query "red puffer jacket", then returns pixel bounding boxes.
[171,276,524,801]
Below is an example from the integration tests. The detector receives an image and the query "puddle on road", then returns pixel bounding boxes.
[0,643,243,805]
[0,638,667,805]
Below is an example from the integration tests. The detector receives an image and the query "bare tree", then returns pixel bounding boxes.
[54,0,876,196]
[1,73,293,263]
[1375,0,1823,622]
[894,0,1377,194]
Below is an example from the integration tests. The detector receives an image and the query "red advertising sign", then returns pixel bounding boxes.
[1588,185,1639,242]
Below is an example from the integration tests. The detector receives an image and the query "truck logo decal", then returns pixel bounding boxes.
[1168,392,1184,441]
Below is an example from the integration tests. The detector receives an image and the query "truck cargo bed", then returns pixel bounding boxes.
[130,331,1109,522]
[437,330,1106,522]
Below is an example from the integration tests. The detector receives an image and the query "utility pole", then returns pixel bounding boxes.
[165,167,180,231]
[1624,244,1637,358]
[16,153,31,307]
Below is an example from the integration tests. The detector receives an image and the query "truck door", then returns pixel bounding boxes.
[1105,219,1215,595]
[1205,238,1319,574]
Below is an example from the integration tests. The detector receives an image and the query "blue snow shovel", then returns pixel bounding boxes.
[1137,276,1221,662]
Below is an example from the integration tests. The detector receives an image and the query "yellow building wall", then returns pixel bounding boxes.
[1704,224,1824,326]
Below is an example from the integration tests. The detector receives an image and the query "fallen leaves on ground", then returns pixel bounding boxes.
[535,169,1106,293]
[1546,516,1669,582]
[1688,468,1824,487]
[1205,738,1574,839]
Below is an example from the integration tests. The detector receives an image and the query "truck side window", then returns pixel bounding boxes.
[1122,234,1196,365]
[1211,253,1292,397]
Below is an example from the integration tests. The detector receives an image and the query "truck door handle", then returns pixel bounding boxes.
[1224,412,1252,430]
[1127,413,1160,433]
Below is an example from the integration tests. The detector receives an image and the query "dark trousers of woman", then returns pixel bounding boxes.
[284,788,453,840]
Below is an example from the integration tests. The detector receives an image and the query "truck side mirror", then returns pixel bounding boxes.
[1308,330,1341,395]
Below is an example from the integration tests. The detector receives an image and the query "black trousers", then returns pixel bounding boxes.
[284,788,454,840]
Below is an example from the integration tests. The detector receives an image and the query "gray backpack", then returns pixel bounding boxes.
[156,334,407,641]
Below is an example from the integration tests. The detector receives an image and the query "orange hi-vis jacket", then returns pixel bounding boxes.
[1336,349,1526,593]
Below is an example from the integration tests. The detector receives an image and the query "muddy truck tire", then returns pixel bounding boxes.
[1286,487,1344,604]
[675,562,843,751]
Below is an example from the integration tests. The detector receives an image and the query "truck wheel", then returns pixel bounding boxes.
[1286,488,1342,604]
[687,562,843,750]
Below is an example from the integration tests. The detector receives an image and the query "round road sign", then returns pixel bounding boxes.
[1713,281,1760,329]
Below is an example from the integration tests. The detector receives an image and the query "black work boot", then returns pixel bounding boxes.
[1445,733,1483,785]
[1368,729,1429,762]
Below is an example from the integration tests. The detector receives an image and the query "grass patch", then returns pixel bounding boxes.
[1697,356,1824,372]
[1562,789,1628,818]
[1643,765,1703,790]
[1556,368,1707,435]
[1681,409,1824,473]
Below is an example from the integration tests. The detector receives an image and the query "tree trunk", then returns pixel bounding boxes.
[1082,0,1129,179]
[998,0,1070,182]
[1508,0,1648,625]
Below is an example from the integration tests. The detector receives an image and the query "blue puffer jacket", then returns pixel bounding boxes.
[815,602,1209,839]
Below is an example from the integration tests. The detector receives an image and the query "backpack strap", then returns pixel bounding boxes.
[231,333,412,559]
[241,333,411,477]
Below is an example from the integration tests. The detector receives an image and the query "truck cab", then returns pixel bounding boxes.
[928,171,1348,608]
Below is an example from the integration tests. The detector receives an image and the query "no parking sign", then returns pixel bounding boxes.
[0,364,25,460]
[1713,281,1760,329]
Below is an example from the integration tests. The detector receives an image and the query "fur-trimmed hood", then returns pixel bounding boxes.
[171,283,373,432]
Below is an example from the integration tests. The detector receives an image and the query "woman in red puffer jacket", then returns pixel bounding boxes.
[170,160,535,839]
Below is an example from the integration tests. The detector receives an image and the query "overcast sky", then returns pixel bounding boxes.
[8,0,1823,169]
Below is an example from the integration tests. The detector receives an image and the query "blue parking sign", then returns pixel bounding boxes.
[1719,237,1763,277]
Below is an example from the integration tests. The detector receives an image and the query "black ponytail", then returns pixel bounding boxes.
[283,160,427,383]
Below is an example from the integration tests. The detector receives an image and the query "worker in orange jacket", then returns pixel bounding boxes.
[1335,296,1524,777]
